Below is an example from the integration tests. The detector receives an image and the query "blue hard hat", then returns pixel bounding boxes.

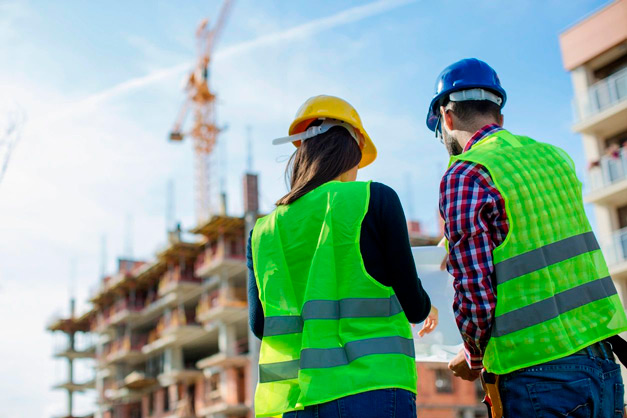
[426,58,507,131]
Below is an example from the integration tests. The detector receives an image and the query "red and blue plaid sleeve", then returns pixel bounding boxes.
[439,150,509,370]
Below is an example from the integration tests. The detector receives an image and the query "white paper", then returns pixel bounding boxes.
[411,246,463,362]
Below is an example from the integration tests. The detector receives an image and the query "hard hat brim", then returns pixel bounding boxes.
[289,117,377,169]
[426,84,507,132]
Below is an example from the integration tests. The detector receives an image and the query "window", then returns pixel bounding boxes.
[434,369,453,393]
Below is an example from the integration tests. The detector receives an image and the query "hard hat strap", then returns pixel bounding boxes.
[448,88,503,106]
[272,119,360,146]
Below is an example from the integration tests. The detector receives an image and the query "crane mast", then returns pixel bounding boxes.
[169,0,234,222]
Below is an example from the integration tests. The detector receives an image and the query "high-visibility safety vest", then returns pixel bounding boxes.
[251,181,417,417]
[449,129,627,375]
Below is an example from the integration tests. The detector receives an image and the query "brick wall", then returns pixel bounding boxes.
[416,362,481,418]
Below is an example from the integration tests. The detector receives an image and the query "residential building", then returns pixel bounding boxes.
[559,0,627,307]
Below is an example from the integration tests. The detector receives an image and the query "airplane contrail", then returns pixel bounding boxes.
[47,0,417,120]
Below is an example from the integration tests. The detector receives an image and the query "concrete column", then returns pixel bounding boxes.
[67,331,74,417]
[218,321,236,356]
[594,205,615,248]
[570,65,593,120]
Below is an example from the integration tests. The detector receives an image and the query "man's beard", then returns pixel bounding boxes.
[443,129,463,156]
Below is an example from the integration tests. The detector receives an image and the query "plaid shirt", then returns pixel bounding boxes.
[439,123,509,370]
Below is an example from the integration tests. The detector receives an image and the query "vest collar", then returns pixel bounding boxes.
[464,123,503,152]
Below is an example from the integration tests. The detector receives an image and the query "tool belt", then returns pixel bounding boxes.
[480,370,502,418]
[481,336,627,418]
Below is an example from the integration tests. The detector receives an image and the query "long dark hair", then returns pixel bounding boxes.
[276,125,362,206]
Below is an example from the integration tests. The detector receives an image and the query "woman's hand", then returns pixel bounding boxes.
[418,305,438,337]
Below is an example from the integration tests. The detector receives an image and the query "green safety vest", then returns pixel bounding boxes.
[450,129,627,375]
[251,181,417,417]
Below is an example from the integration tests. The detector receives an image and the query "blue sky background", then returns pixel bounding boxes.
[0,0,610,416]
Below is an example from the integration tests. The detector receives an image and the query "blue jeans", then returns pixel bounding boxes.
[282,388,417,418]
[499,351,625,417]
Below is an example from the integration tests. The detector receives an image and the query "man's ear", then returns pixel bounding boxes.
[440,105,454,131]
[498,113,504,127]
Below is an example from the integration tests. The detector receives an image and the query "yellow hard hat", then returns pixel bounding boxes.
[288,95,377,168]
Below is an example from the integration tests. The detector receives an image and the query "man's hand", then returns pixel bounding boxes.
[448,349,481,381]
[418,306,438,337]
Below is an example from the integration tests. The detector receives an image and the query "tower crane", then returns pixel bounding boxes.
[169,0,234,222]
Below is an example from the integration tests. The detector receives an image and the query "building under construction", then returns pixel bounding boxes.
[48,301,97,418]
[48,170,488,418]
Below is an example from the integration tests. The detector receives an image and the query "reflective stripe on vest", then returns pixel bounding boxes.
[259,336,415,383]
[494,231,600,285]
[264,295,402,337]
[492,276,616,337]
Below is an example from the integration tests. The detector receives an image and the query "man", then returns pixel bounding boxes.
[427,58,627,416]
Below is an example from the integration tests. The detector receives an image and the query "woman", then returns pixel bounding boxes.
[247,95,437,418]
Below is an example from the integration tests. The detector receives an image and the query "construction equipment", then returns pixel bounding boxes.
[169,0,234,221]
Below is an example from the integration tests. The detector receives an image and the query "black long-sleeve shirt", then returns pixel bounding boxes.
[247,182,431,339]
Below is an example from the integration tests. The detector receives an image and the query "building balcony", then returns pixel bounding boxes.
[603,227,627,279]
[142,325,207,355]
[108,301,144,327]
[196,352,248,372]
[104,386,143,403]
[586,149,627,206]
[53,345,96,360]
[157,368,204,387]
[195,244,246,279]
[52,378,95,392]
[158,270,201,298]
[198,403,249,417]
[121,371,158,390]
[142,311,207,355]
[196,289,247,325]
[102,335,147,366]
[573,67,627,136]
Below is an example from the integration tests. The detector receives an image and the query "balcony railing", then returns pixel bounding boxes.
[587,148,627,192]
[102,334,147,362]
[196,288,247,320]
[158,267,200,295]
[603,227,627,267]
[147,308,198,344]
[574,67,627,122]
[195,238,246,276]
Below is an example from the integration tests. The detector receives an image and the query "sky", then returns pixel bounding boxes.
[0,0,611,416]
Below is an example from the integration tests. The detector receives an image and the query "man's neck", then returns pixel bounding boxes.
[458,122,503,152]
[456,130,476,151]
